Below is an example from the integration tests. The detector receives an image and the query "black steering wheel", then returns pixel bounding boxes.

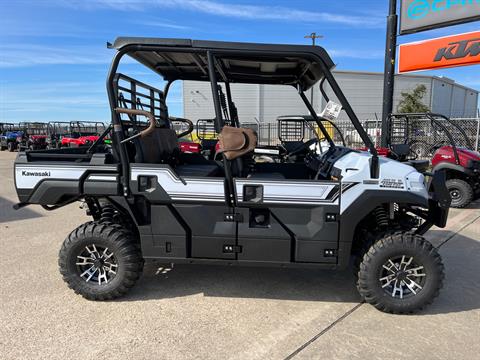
[287,138,319,157]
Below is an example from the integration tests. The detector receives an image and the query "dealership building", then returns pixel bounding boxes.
[183,70,479,122]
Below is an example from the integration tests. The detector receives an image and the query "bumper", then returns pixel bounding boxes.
[417,170,450,234]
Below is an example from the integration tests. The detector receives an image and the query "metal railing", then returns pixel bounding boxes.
[240,117,480,158]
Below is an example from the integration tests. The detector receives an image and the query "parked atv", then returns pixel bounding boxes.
[59,121,106,147]
[13,37,450,314]
[388,113,480,208]
[17,122,48,151]
[46,122,70,149]
[0,123,20,151]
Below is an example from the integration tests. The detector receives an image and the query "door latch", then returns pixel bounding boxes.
[224,213,243,222]
[223,245,242,253]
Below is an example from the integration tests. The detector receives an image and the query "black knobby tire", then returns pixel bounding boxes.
[446,178,473,208]
[357,232,444,314]
[7,142,15,152]
[58,222,143,300]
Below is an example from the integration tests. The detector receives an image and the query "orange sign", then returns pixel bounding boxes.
[398,31,480,73]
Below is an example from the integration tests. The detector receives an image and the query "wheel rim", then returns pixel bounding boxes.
[76,244,118,285]
[449,188,462,202]
[379,255,426,299]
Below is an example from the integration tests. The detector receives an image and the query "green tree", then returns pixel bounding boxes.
[397,84,430,113]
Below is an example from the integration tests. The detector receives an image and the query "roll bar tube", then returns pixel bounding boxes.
[298,91,335,149]
[317,59,379,178]
[207,51,224,132]
[106,46,133,196]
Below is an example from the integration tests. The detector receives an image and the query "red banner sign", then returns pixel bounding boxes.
[398,31,480,73]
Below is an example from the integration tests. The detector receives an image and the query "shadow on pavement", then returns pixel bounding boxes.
[0,196,42,223]
[121,229,479,315]
[125,264,361,304]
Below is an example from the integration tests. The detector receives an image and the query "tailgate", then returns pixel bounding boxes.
[14,152,119,206]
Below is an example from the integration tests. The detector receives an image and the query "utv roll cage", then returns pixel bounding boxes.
[0,123,15,133]
[19,122,48,135]
[104,38,379,194]
[387,113,473,164]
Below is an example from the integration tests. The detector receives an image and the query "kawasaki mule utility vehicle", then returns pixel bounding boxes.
[0,123,19,151]
[14,38,450,313]
[17,122,49,151]
[387,113,480,208]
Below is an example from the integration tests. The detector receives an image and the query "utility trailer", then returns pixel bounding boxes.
[13,38,451,313]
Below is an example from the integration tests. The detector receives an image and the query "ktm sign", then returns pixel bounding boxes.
[399,31,480,72]
[434,38,480,61]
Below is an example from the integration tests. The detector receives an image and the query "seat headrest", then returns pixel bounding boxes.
[391,143,410,157]
[217,126,257,160]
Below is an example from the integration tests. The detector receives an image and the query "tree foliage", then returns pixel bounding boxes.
[397,84,430,113]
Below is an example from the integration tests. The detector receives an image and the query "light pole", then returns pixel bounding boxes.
[381,0,398,147]
[305,33,324,109]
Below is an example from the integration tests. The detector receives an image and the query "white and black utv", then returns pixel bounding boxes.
[13,38,451,313]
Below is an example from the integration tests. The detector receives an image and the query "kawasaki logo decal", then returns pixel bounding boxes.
[22,170,51,177]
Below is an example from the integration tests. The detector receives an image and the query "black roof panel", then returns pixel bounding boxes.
[110,37,336,90]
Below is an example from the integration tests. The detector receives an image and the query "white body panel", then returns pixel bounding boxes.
[15,164,114,189]
[334,151,428,213]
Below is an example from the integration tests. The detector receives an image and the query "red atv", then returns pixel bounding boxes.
[18,122,49,151]
[60,121,106,147]
[388,113,479,208]
[170,117,201,154]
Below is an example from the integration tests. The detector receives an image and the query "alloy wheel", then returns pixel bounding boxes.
[379,255,426,299]
[76,244,118,285]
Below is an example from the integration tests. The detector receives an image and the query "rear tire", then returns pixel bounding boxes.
[58,222,143,300]
[357,232,444,314]
[7,142,15,152]
[446,178,473,208]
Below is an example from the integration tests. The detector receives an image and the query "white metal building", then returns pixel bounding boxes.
[183,70,479,122]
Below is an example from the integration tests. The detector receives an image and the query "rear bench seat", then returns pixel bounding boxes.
[175,164,220,177]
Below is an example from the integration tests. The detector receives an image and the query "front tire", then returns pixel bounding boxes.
[446,178,473,208]
[7,142,15,152]
[59,222,143,300]
[357,232,444,314]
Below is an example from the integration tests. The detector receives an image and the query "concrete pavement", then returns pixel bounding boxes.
[0,151,479,360]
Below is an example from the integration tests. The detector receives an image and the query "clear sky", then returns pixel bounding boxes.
[1,0,479,122]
